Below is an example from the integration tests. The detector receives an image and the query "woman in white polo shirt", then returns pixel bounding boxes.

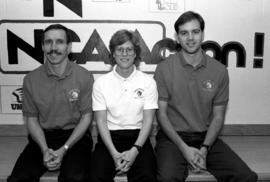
[89,29,158,182]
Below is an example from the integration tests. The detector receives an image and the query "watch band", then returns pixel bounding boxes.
[133,144,142,153]
[200,144,210,151]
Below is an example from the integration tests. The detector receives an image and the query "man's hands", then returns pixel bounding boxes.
[112,147,139,175]
[43,147,67,171]
[182,146,207,173]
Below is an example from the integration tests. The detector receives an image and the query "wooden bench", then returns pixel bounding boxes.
[1,124,270,182]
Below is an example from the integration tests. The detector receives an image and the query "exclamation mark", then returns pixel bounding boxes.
[253,32,264,68]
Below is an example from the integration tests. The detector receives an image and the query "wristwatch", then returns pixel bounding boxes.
[200,144,210,151]
[133,144,142,153]
[63,144,69,151]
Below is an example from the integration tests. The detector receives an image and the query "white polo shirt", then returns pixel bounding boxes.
[92,66,158,130]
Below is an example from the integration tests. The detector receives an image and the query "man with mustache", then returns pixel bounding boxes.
[8,24,94,182]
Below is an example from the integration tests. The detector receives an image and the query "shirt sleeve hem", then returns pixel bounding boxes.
[144,105,158,110]
[92,107,107,111]
[158,97,169,102]
[81,108,92,115]
[22,112,38,117]
[213,100,228,106]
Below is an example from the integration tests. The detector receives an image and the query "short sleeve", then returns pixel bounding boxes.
[22,76,38,117]
[79,72,94,115]
[154,63,169,101]
[143,77,158,110]
[92,78,107,111]
[213,68,229,106]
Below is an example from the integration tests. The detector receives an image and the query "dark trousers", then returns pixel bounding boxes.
[156,131,258,182]
[8,129,92,182]
[89,129,157,182]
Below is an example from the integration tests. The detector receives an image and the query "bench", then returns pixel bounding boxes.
[1,124,270,182]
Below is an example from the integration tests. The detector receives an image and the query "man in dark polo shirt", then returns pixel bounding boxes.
[8,24,94,182]
[154,11,257,182]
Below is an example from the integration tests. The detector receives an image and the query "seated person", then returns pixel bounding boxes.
[89,29,158,182]
[8,24,94,182]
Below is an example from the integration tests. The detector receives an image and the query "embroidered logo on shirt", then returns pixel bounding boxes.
[134,88,144,99]
[202,80,215,91]
[68,89,80,101]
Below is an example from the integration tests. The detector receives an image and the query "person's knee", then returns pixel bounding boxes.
[87,174,99,182]
[234,170,258,182]
[58,174,87,182]
[7,176,21,182]
[247,171,258,182]
[157,171,185,182]
[7,175,38,182]
[157,175,184,182]
[139,171,157,182]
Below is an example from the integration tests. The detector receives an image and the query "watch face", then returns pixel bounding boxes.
[64,144,69,150]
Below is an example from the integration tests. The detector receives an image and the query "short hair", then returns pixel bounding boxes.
[109,29,141,67]
[174,11,205,33]
[42,24,71,43]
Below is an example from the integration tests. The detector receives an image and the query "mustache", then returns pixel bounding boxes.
[47,50,62,55]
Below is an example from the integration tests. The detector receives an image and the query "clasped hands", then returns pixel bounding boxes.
[43,147,66,171]
[184,146,207,173]
[113,147,139,175]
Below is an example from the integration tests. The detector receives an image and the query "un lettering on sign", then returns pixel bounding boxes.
[1,86,22,114]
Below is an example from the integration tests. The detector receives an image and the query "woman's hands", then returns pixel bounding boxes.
[112,146,139,174]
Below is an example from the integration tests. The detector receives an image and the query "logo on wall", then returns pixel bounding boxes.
[1,86,23,113]
[12,88,23,103]
[0,19,264,76]
[0,20,166,74]
[11,88,23,111]
[0,1,266,76]
[150,0,184,12]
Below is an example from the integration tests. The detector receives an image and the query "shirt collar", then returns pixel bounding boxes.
[179,50,207,69]
[112,65,137,81]
[45,60,73,79]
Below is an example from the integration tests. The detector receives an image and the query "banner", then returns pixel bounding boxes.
[0,0,269,124]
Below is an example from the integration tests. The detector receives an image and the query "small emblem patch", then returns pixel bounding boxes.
[68,89,80,101]
[134,88,144,99]
[202,80,215,91]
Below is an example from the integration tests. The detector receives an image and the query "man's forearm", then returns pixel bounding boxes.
[202,105,227,147]
[157,101,188,151]
[26,117,48,153]
[63,112,92,149]
[157,112,188,151]
[203,118,224,147]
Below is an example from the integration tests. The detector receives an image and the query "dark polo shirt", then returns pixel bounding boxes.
[22,61,94,130]
[154,50,229,132]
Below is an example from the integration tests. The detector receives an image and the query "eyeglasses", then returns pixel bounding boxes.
[115,47,135,56]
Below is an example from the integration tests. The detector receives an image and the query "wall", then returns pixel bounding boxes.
[0,0,269,125]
